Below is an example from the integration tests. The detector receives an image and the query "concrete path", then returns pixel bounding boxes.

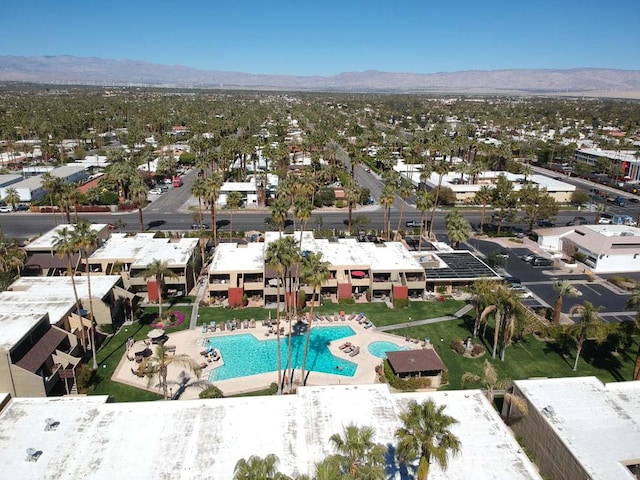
[189,275,209,330]
[376,303,473,332]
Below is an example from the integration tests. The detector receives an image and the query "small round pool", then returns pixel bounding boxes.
[368,341,406,359]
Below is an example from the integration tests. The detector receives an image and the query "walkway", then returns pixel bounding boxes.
[189,275,209,330]
[376,303,473,332]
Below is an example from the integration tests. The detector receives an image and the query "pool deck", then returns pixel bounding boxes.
[112,317,433,399]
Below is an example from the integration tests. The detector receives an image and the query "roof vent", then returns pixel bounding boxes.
[542,405,555,418]
[44,418,59,431]
[25,448,42,462]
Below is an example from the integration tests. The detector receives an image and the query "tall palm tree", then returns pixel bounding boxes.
[396,183,414,235]
[552,280,578,324]
[568,301,607,371]
[129,177,149,232]
[191,177,208,228]
[415,189,433,251]
[265,236,299,393]
[395,399,461,480]
[299,252,330,386]
[73,220,99,369]
[41,173,64,225]
[225,190,243,242]
[379,187,395,241]
[205,172,223,245]
[3,187,20,211]
[344,181,361,234]
[140,344,201,400]
[625,292,640,380]
[473,185,493,234]
[328,424,386,479]
[270,196,289,235]
[428,161,450,237]
[53,227,86,349]
[233,454,289,480]
[142,259,178,318]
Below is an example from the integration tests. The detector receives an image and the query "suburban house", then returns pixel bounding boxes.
[534,224,640,273]
[0,311,80,397]
[87,233,199,301]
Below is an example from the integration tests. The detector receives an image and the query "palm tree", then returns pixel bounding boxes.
[428,161,450,237]
[270,196,290,234]
[129,177,148,232]
[41,172,64,225]
[233,454,290,480]
[625,292,640,380]
[395,399,461,480]
[552,280,578,324]
[299,252,330,386]
[470,279,499,337]
[225,190,243,242]
[344,181,361,233]
[3,187,20,211]
[415,189,433,251]
[140,344,202,400]
[205,172,223,245]
[0,229,26,275]
[395,183,414,235]
[142,259,178,318]
[444,209,472,248]
[568,301,608,371]
[479,284,520,361]
[73,220,99,369]
[265,236,299,393]
[328,424,386,479]
[379,187,395,241]
[191,177,208,228]
[53,227,86,349]
[473,185,493,234]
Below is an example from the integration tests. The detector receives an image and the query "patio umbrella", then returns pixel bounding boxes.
[147,329,165,339]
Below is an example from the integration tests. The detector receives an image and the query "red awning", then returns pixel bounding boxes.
[351,271,366,278]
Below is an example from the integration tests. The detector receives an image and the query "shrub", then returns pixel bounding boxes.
[573,252,587,263]
[440,369,449,385]
[335,199,344,208]
[268,382,279,395]
[450,337,466,355]
[338,297,355,305]
[393,298,409,309]
[297,291,307,311]
[471,344,485,356]
[199,385,224,399]
[76,364,96,394]
[382,360,431,391]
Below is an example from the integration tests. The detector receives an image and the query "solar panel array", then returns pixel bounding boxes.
[425,252,500,280]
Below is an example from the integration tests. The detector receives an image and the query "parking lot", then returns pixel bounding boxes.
[470,239,635,323]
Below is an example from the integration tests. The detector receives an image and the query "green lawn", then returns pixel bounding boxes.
[393,315,637,390]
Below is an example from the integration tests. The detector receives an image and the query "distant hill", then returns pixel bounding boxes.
[1,55,640,96]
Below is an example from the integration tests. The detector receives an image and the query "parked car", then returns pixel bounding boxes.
[520,253,537,262]
[191,223,210,230]
[566,216,588,226]
[531,256,554,267]
[14,204,30,211]
[598,213,613,224]
[537,220,555,228]
[0,205,13,213]
[405,220,426,228]
[510,284,533,299]
[502,276,522,285]
[495,251,509,259]
[148,188,164,195]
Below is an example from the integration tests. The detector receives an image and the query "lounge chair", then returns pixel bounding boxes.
[201,325,208,333]
[364,321,373,329]
[343,345,355,354]
[349,346,361,357]
[339,342,352,350]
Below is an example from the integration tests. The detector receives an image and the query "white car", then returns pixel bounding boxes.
[510,284,533,299]
[148,188,163,195]
[0,205,14,213]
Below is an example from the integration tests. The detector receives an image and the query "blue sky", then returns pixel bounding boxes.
[2,0,639,76]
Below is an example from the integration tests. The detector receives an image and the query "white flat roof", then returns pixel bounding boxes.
[515,377,640,480]
[9,276,121,302]
[209,242,265,272]
[0,385,541,479]
[0,312,48,351]
[24,224,107,251]
[89,234,198,267]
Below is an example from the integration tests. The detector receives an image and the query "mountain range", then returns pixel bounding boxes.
[1,55,640,96]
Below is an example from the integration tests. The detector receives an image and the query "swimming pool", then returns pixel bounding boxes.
[367,341,406,359]
[206,326,357,381]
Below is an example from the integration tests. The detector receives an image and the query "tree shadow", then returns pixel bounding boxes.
[384,443,414,480]
[541,341,573,369]
[581,341,625,381]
